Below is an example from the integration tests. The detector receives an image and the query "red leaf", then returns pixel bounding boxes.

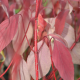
[0,15,19,52]
[52,40,74,80]
[0,0,9,8]
[38,14,47,32]
[38,26,44,32]
[55,9,69,35]
[0,0,9,18]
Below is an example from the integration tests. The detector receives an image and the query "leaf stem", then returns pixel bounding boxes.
[34,0,41,80]
[49,38,56,80]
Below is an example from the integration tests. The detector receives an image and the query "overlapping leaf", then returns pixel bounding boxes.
[49,34,68,46]
[27,40,51,79]
[62,23,75,48]
[38,14,47,40]
[12,9,33,55]
[45,17,56,28]
[0,14,19,52]
[45,17,74,48]
[55,9,69,35]
[52,40,74,80]
[11,57,30,80]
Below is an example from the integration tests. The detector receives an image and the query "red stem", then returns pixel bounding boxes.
[49,38,56,80]
[47,69,57,79]
[34,0,41,79]
[0,60,13,78]
[0,75,5,80]
[34,20,38,80]
[0,63,5,80]
[49,44,56,80]
[74,21,76,42]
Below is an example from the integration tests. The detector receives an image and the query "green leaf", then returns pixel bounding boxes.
[15,8,21,14]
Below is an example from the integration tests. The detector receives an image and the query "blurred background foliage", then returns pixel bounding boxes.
[0,0,80,80]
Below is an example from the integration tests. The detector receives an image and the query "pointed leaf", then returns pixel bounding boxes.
[44,18,74,48]
[55,9,69,35]
[38,14,47,32]
[52,40,74,80]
